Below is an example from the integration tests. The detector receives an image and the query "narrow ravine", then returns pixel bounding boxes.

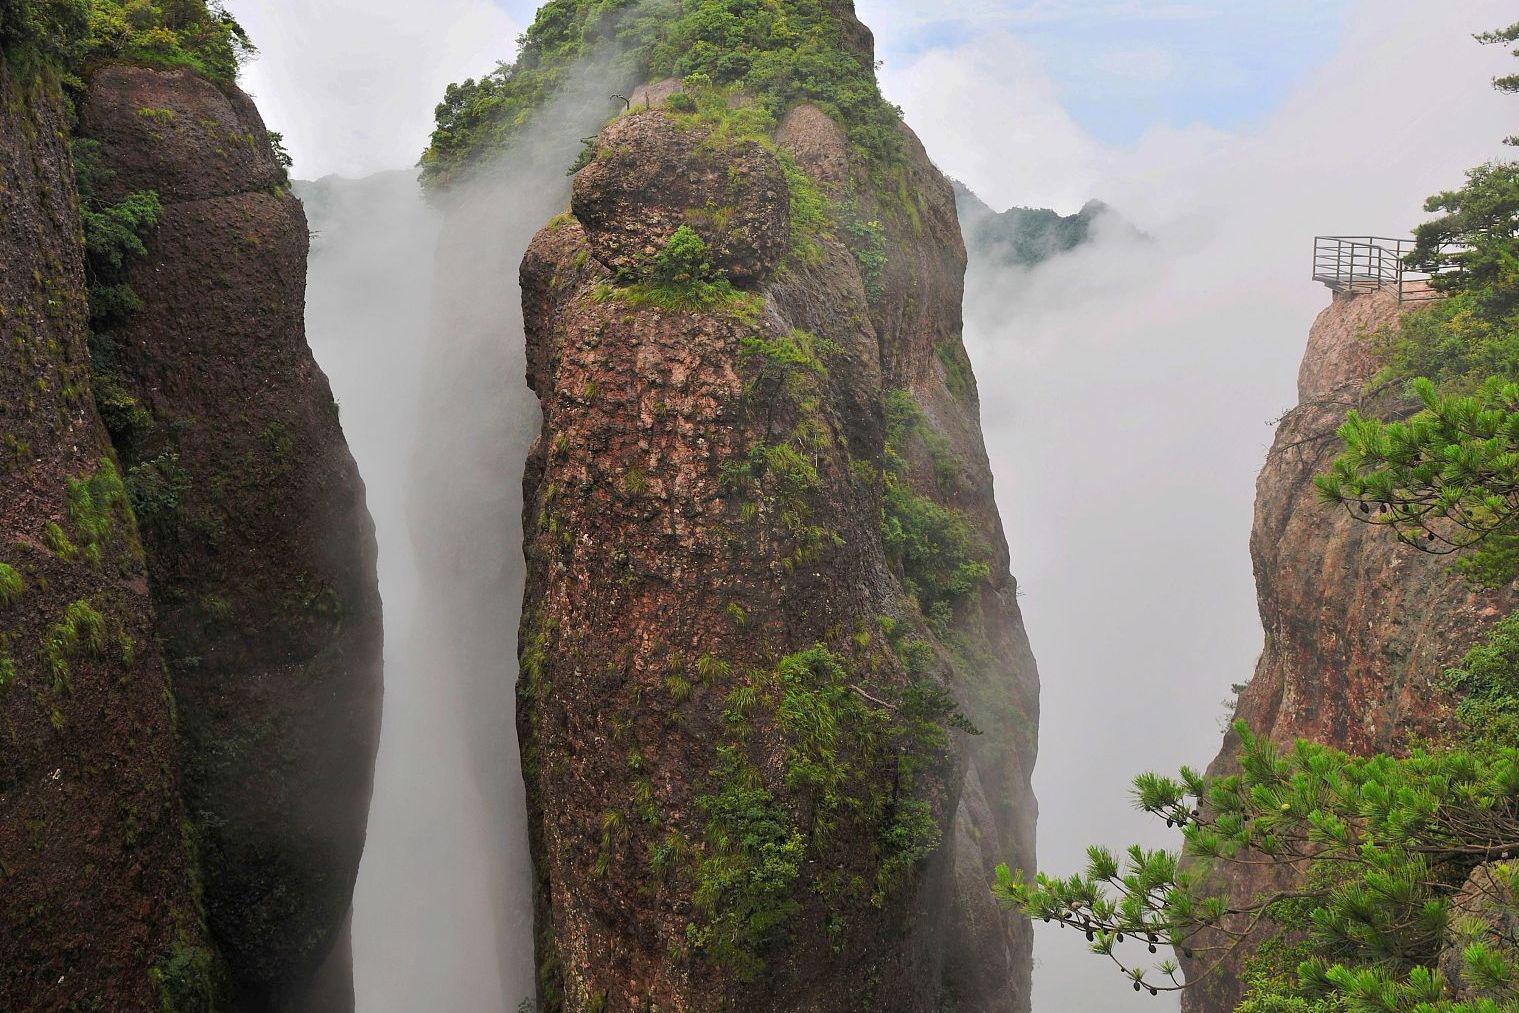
[298,61,642,1010]
[299,171,523,1010]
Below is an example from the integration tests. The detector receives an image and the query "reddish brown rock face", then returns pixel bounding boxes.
[0,61,215,1011]
[1180,290,1515,1012]
[77,65,384,1008]
[572,111,792,287]
[518,92,1037,1012]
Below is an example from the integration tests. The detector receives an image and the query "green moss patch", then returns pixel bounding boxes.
[683,640,967,975]
[0,561,24,607]
[881,390,989,622]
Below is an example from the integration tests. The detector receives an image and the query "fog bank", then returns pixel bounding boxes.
[301,52,641,1011]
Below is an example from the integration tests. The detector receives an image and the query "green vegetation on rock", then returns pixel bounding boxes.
[882,389,988,622]
[148,936,226,1012]
[687,641,961,976]
[0,562,24,607]
[74,134,166,459]
[64,457,136,567]
[43,598,107,692]
[0,0,87,70]
[82,0,250,83]
[689,745,806,977]
[1447,611,1519,749]
[2,0,249,83]
[422,0,902,189]
[999,713,1519,1007]
[724,327,843,570]
[594,224,757,314]
[1359,156,1519,400]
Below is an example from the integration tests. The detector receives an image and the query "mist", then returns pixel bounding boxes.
[298,170,511,1008]
[926,1,1515,1008]
[297,52,643,1013]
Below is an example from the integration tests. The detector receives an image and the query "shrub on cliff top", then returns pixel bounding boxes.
[1,0,249,82]
[647,224,718,287]
[1368,159,1519,401]
[83,0,251,83]
[595,225,761,315]
[421,0,902,189]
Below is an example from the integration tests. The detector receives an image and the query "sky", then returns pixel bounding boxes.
[224,1,1519,1010]
[230,0,1355,209]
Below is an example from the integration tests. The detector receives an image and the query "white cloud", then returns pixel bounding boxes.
[877,31,1228,213]
[879,33,1106,211]
[224,0,520,179]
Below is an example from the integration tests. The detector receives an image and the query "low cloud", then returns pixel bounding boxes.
[225,0,519,179]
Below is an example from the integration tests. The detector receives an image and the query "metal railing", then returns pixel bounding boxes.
[1312,235,1455,304]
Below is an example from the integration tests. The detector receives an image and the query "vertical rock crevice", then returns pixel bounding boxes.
[74,65,384,1009]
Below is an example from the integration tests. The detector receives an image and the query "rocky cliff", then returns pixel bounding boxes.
[512,9,1038,1010]
[0,20,383,1012]
[0,55,218,1013]
[77,65,384,1009]
[1181,289,1515,1011]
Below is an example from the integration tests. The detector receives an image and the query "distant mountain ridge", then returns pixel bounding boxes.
[954,181,1140,267]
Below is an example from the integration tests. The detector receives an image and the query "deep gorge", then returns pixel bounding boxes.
[6,1,1519,1011]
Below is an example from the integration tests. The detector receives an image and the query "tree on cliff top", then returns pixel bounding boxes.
[84,0,251,83]
[0,0,87,68]
[2,0,250,84]
[1318,21,1519,589]
[420,0,903,190]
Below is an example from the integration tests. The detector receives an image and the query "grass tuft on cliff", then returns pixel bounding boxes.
[0,562,25,608]
[592,225,761,316]
[421,0,902,190]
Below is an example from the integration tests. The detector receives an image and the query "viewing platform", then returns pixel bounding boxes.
[1312,235,1449,303]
